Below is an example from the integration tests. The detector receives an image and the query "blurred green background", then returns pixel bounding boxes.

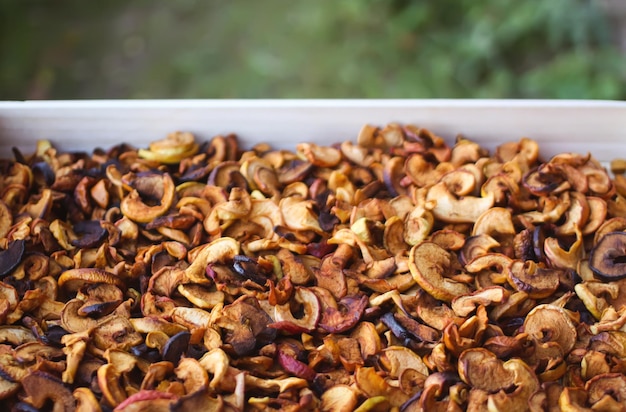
[1,0,625,100]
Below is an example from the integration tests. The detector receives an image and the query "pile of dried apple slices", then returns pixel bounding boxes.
[0,125,625,411]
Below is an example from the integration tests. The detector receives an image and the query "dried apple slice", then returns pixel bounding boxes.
[58,268,126,292]
[380,346,429,379]
[440,169,477,197]
[120,173,175,223]
[589,232,626,280]
[138,132,199,164]
[320,385,358,412]
[114,390,178,412]
[585,373,626,408]
[523,304,577,355]
[507,260,560,299]
[459,348,539,411]
[296,142,342,168]
[426,182,495,223]
[21,371,75,412]
[273,287,321,333]
[451,286,507,317]
[73,387,101,412]
[355,366,409,407]
[409,241,472,302]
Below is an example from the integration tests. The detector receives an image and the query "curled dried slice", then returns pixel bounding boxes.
[92,316,143,351]
[97,364,128,408]
[58,268,126,292]
[459,348,539,411]
[216,297,276,356]
[319,295,368,334]
[460,234,500,263]
[198,348,230,389]
[472,207,515,238]
[273,287,321,332]
[451,286,507,317]
[185,237,240,284]
[404,206,434,246]
[523,304,577,355]
[383,156,407,197]
[582,197,608,235]
[320,385,358,412]
[21,371,75,412]
[464,253,511,287]
[296,143,342,168]
[381,346,429,379]
[280,196,323,234]
[0,325,36,345]
[130,316,188,336]
[585,373,626,408]
[426,182,495,223]
[0,282,19,311]
[414,372,463,411]
[240,156,280,196]
[177,284,224,309]
[355,366,409,407]
[114,390,178,411]
[507,260,560,299]
[409,242,472,302]
[440,169,477,197]
[73,388,102,412]
[277,346,316,381]
[120,173,175,223]
[138,132,199,164]
[340,141,373,167]
[543,228,584,270]
[589,232,626,280]
[175,357,209,394]
[77,283,124,317]
[61,299,98,333]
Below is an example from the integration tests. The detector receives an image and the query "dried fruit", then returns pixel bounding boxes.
[589,231,626,280]
[1,124,625,411]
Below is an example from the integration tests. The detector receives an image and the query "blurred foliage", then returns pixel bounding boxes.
[0,0,624,99]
